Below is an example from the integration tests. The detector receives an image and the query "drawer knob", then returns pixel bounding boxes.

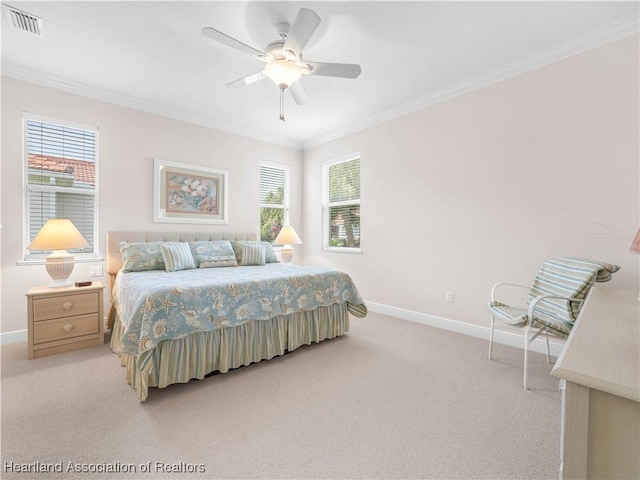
[62,302,73,310]
[63,324,74,332]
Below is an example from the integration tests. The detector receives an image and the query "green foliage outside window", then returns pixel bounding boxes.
[328,158,360,248]
[260,187,284,242]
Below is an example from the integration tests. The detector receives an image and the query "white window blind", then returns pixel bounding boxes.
[323,156,361,250]
[260,163,289,242]
[24,116,98,260]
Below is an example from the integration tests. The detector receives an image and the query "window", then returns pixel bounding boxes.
[260,162,289,242]
[23,114,98,261]
[323,155,361,251]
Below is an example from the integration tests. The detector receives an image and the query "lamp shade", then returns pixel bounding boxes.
[28,219,89,251]
[273,225,302,246]
[630,227,640,254]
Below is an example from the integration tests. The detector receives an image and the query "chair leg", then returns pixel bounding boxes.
[545,330,550,364]
[488,315,495,360]
[523,326,529,390]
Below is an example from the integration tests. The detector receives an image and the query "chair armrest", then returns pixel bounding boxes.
[528,294,585,319]
[490,282,529,302]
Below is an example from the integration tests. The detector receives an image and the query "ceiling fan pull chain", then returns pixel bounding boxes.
[279,88,286,121]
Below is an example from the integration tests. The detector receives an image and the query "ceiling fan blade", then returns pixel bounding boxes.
[226,72,266,89]
[283,8,320,57]
[289,80,309,105]
[202,27,266,58]
[305,62,361,79]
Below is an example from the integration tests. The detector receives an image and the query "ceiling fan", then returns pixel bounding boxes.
[202,8,361,121]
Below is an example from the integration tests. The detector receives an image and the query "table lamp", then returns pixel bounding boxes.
[28,218,89,288]
[273,225,302,263]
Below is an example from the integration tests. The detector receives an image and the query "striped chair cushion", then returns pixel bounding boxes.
[527,257,620,323]
[161,242,196,272]
[489,257,620,338]
[488,302,572,337]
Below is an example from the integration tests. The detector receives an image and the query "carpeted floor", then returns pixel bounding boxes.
[1,312,561,479]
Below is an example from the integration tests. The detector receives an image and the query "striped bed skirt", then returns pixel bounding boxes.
[109,303,353,402]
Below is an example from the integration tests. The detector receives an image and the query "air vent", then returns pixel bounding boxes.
[2,4,44,37]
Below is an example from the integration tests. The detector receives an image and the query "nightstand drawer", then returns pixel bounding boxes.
[33,292,99,322]
[33,313,99,344]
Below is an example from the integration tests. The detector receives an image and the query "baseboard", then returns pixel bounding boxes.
[0,329,27,345]
[365,301,565,358]
[2,305,565,357]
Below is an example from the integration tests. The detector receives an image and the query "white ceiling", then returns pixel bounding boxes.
[2,1,639,149]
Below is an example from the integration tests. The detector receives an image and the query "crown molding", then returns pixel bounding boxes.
[302,15,640,150]
[3,14,637,152]
[1,63,303,150]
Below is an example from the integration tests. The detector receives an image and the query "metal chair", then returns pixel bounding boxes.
[488,257,619,389]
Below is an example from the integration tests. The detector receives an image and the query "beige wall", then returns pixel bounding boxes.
[1,78,303,334]
[302,34,640,327]
[2,34,638,338]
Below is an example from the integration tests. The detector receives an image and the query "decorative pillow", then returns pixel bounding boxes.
[199,255,238,268]
[120,242,166,272]
[260,241,279,263]
[161,242,196,272]
[241,242,266,266]
[189,240,235,267]
[231,241,279,264]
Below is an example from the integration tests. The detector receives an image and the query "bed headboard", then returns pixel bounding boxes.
[106,231,258,276]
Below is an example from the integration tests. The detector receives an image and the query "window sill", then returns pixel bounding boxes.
[321,247,362,254]
[17,255,104,266]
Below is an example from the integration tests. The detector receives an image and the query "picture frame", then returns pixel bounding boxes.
[153,159,228,224]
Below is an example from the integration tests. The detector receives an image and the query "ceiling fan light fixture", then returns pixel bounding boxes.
[263,59,301,89]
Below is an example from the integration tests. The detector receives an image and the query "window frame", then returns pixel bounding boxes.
[22,113,100,263]
[259,161,290,243]
[322,153,362,253]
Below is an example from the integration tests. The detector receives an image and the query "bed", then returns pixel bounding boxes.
[106,231,367,401]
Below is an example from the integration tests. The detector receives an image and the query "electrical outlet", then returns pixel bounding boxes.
[446,291,454,303]
[89,265,103,277]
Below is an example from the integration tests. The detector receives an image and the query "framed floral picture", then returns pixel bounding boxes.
[153,159,228,224]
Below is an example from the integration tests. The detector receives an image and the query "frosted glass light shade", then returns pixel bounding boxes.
[264,60,302,89]
[273,226,302,263]
[28,219,89,288]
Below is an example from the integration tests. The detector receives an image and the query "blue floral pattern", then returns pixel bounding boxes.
[112,263,366,362]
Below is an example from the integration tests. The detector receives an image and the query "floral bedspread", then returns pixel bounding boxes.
[112,263,366,366]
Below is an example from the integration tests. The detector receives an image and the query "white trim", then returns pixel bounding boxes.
[2,15,636,151]
[23,111,98,133]
[366,301,566,358]
[22,114,100,261]
[302,15,640,149]
[0,329,27,345]
[3,63,303,150]
[17,255,104,266]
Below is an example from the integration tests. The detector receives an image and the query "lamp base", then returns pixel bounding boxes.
[45,251,75,288]
[280,246,294,263]
[48,278,74,288]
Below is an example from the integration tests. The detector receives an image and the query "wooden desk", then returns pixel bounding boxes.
[551,287,639,479]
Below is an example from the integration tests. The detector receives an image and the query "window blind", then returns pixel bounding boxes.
[260,165,285,205]
[325,157,361,249]
[260,164,289,243]
[25,118,98,259]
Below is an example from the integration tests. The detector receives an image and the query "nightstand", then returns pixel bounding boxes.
[26,281,105,359]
